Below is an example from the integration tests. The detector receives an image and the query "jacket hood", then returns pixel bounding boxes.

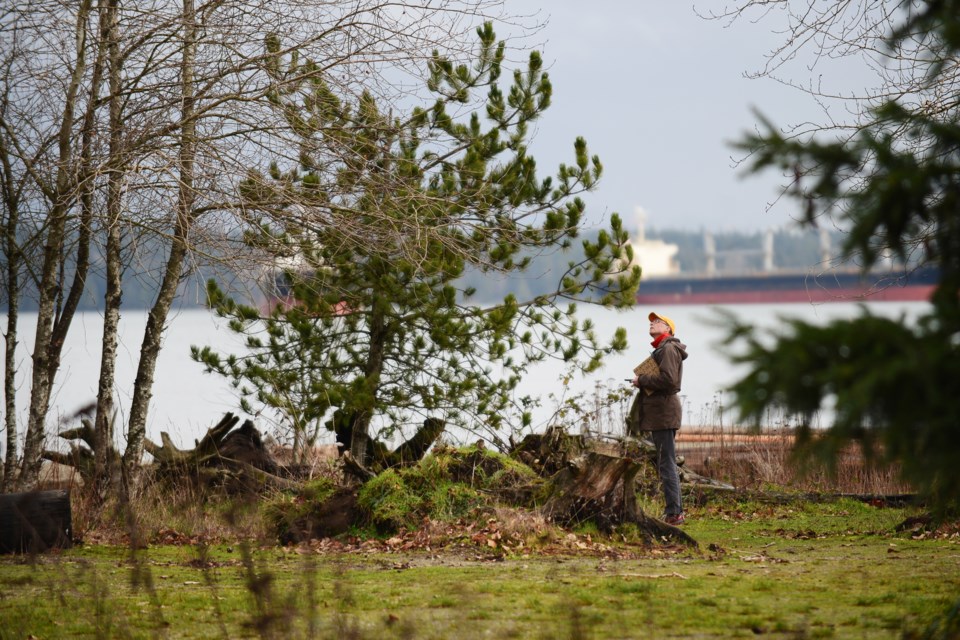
[662,336,689,361]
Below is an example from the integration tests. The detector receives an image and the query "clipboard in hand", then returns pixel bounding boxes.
[633,356,659,396]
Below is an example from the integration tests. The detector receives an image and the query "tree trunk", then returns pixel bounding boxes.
[123,0,197,482]
[349,300,388,464]
[2,238,19,492]
[1,116,23,491]
[94,0,123,493]
[18,0,97,490]
[0,490,73,554]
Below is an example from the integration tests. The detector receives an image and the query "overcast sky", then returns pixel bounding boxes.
[507,2,867,234]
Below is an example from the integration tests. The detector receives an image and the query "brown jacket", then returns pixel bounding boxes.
[627,336,688,433]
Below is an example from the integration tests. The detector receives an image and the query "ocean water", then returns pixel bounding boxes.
[2,300,931,453]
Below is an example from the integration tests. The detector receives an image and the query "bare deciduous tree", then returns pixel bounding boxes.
[8,1,102,489]
[708,2,959,130]
[2,0,540,489]
[707,0,958,261]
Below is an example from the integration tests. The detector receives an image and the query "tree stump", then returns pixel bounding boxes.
[541,448,644,531]
[0,490,73,554]
[514,427,697,545]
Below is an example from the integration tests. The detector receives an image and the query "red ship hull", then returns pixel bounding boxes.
[635,267,938,305]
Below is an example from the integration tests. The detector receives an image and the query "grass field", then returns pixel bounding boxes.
[2,493,958,639]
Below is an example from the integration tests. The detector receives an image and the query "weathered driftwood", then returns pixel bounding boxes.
[144,414,300,493]
[392,417,445,466]
[341,451,376,482]
[512,426,698,545]
[144,412,240,466]
[41,418,121,486]
[337,416,447,480]
[0,490,72,554]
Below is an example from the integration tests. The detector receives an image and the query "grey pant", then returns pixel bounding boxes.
[648,429,682,516]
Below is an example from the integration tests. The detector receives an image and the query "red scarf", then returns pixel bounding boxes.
[651,333,670,349]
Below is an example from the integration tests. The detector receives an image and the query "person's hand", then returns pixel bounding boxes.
[632,376,640,388]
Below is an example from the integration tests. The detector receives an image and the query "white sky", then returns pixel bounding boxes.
[507,2,872,233]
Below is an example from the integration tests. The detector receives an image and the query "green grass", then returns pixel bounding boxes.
[1,499,958,639]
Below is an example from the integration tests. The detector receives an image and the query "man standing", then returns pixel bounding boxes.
[629,311,688,525]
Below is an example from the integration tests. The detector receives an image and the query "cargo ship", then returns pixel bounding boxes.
[629,213,938,305]
[635,265,939,305]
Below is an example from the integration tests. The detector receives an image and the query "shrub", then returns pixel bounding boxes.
[424,482,483,520]
[357,468,423,532]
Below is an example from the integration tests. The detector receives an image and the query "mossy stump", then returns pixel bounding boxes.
[514,427,697,545]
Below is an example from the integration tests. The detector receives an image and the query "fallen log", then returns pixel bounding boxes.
[0,490,72,554]
[341,451,376,483]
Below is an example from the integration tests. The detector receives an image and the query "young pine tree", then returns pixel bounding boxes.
[193,24,640,464]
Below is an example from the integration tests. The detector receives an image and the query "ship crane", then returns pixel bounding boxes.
[704,229,775,276]
[629,213,936,304]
